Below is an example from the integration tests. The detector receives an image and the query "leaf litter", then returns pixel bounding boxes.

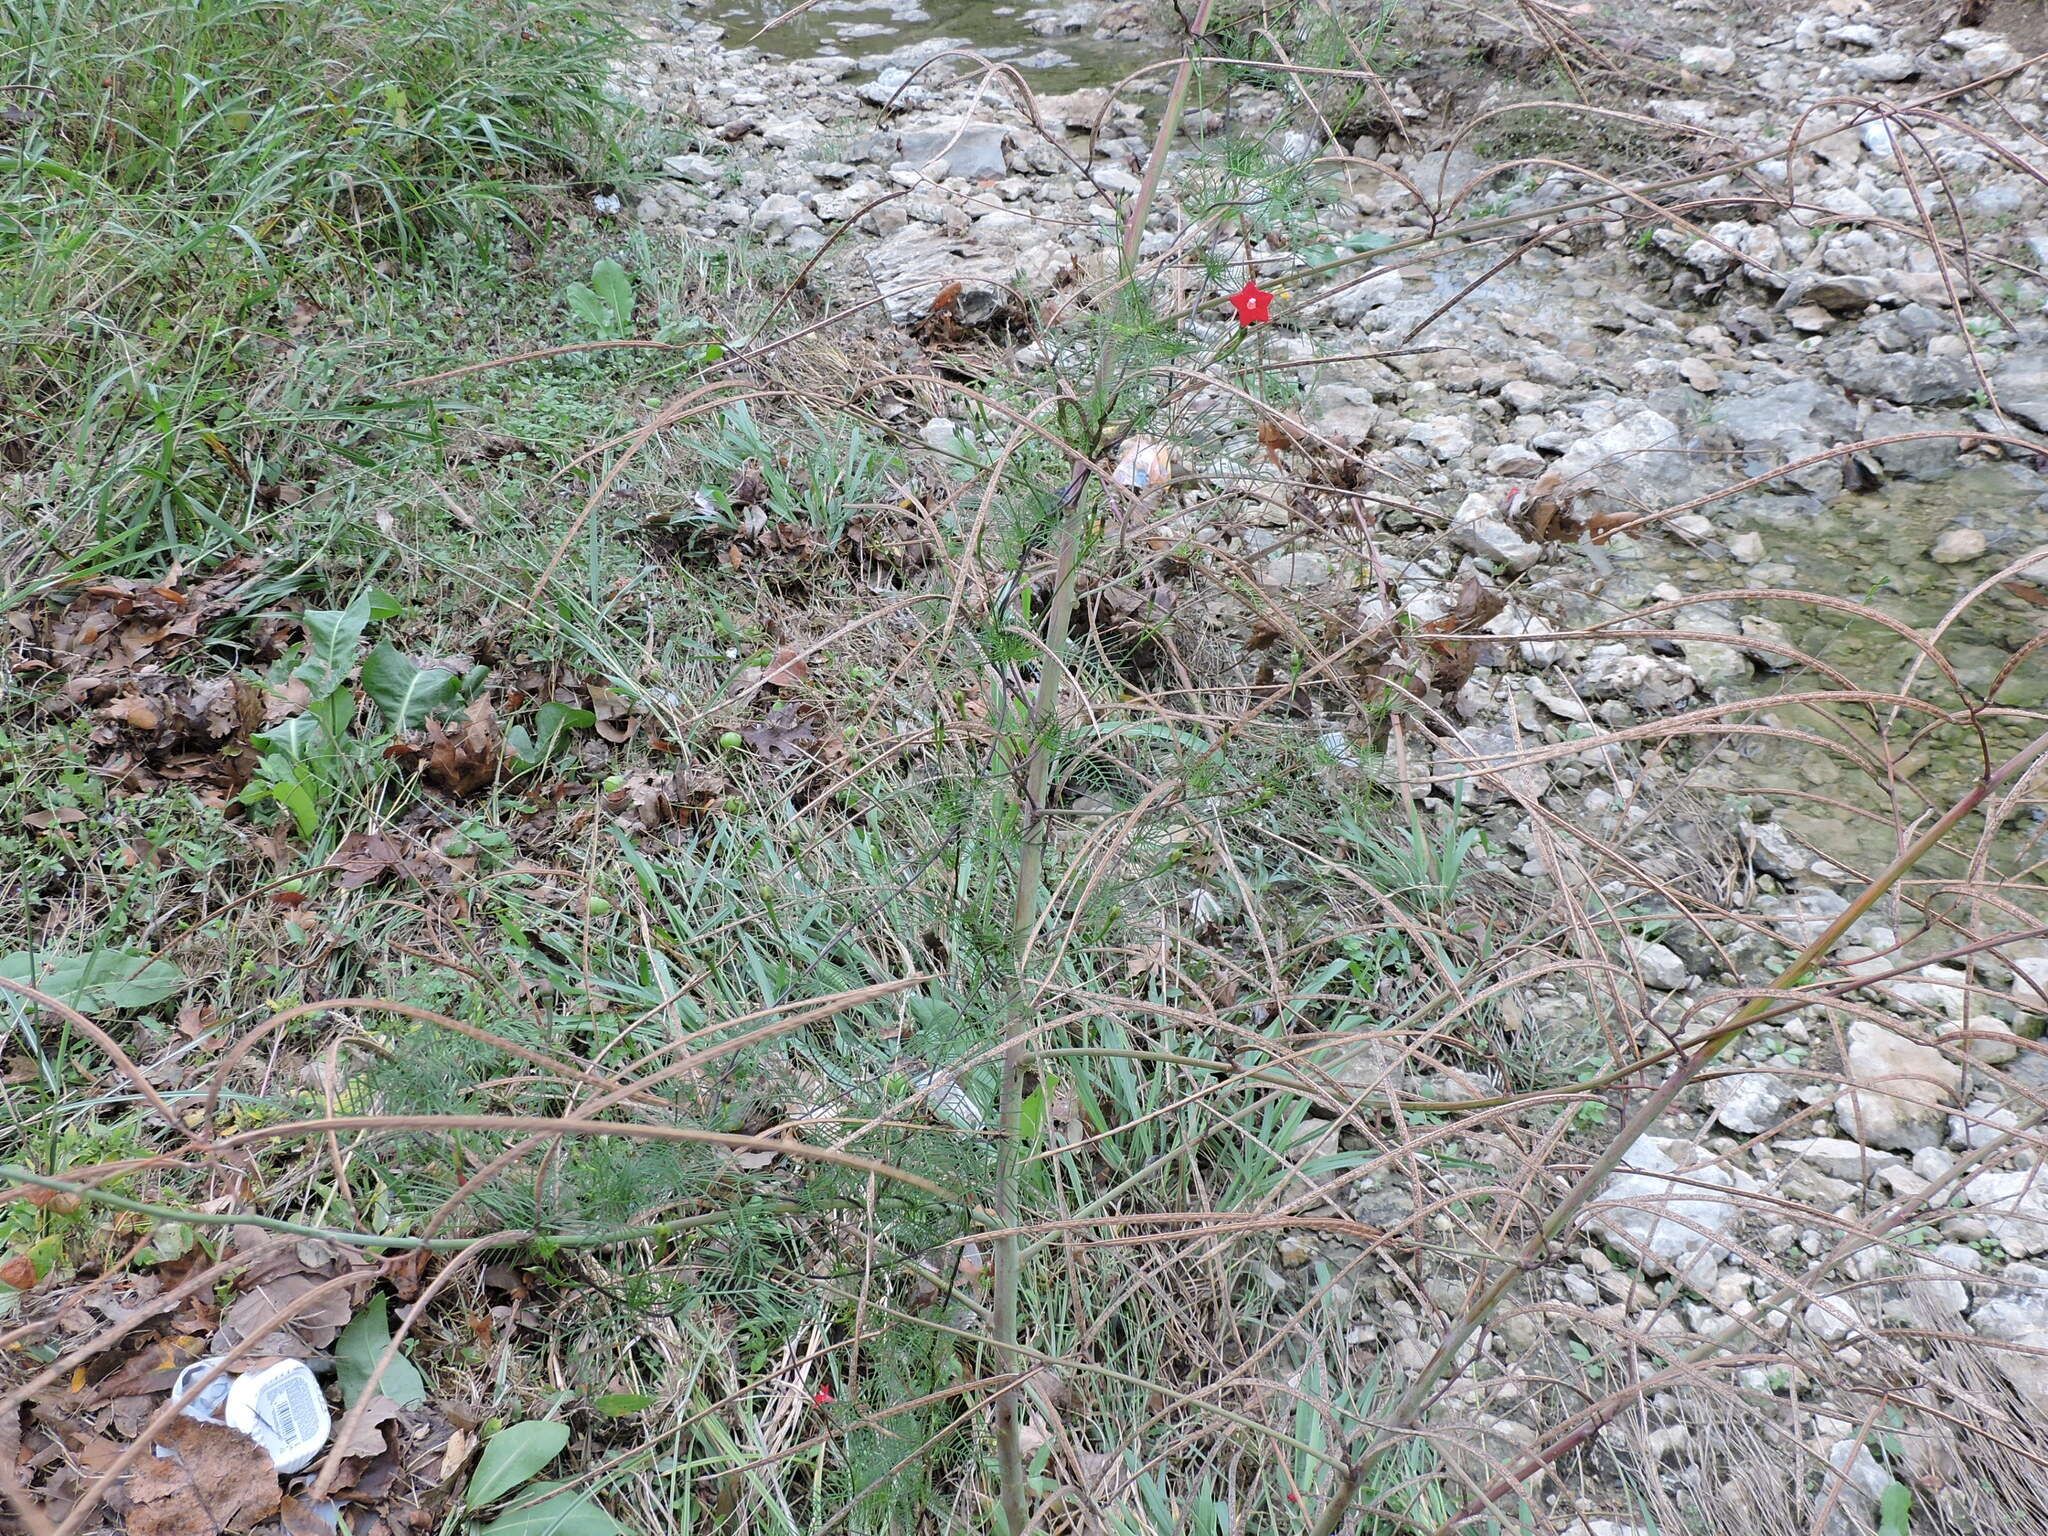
[8,1228,470,1536]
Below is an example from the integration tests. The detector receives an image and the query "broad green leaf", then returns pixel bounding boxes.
[1018,1083,1048,1142]
[268,772,321,837]
[1878,1481,1912,1536]
[335,1294,428,1409]
[139,1221,196,1264]
[533,703,594,761]
[564,285,611,333]
[479,1484,623,1536]
[252,713,328,762]
[0,949,185,1012]
[464,1421,571,1510]
[360,641,463,732]
[592,259,632,331]
[588,1393,655,1418]
[294,589,378,697]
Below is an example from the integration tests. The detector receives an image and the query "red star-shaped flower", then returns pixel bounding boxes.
[1228,279,1274,326]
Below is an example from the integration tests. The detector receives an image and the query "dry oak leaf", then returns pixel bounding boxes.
[737,647,810,691]
[124,1417,280,1536]
[739,704,820,765]
[92,1335,206,1399]
[420,697,501,797]
[217,1272,355,1359]
[333,831,443,892]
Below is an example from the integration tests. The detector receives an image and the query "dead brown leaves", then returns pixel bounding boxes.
[332,830,452,892]
[5,560,274,677]
[213,1236,371,1360]
[3,1214,488,1536]
[1506,469,1635,545]
[601,767,726,831]
[2,561,291,798]
[735,647,809,692]
[1073,563,1180,664]
[1255,574,1509,715]
[841,507,938,573]
[123,1417,281,1536]
[1418,575,1509,696]
[63,672,273,795]
[384,699,502,798]
[740,703,824,765]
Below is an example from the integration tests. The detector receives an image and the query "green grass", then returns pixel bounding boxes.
[0,0,624,567]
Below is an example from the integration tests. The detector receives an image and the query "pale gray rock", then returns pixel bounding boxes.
[1585,1136,1748,1288]
[1779,1137,1901,1182]
[1450,494,1541,571]
[1552,409,1692,506]
[1705,1071,1793,1135]
[1957,1169,2048,1256]
[897,119,1010,180]
[750,193,820,241]
[1839,1020,1961,1150]
[1628,938,1692,991]
[1930,526,1987,564]
[1971,1295,2048,1412]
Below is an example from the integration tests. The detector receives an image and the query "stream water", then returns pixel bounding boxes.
[1651,466,2048,878]
[711,0,1145,91]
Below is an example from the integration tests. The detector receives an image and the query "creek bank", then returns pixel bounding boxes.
[607,3,2048,1525]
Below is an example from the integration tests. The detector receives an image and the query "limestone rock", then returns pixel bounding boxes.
[1971,1297,2048,1412]
[897,119,1010,180]
[1929,526,1987,564]
[1450,494,1540,572]
[1552,410,1693,507]
[749,193,820,242]
[1957,1169,2048,1257]
[1627,938,1691,992]
[1585,1136,1747,1288]
[1839,1021,1960,1150]
[1705,1071,1793,1135]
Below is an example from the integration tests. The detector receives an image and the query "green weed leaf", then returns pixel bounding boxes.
[465,1421,571,1509]
[478,1484,622,1536]
[566,260,633,339]
[335,1294,429,1409]
[592,258,632,332]
[294,589,379,698]
[253,713,330,763]
[1878,1481,1912,1536]
[564,284,611,333]
[588,1393,655,1418]
[535,702,594,760]
[361,641,464,732]
[1019,1081,1050,1142]
[0,949,185,1012]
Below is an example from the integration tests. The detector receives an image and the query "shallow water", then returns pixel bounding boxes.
[711,0,1145,90]
[1660,466,2048,879]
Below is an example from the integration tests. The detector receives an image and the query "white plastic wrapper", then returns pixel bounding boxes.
[171,1359,332,1473]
